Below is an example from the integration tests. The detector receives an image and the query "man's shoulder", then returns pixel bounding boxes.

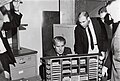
[45,48,56,57]
[90,17,100,21]
[65,47,71,50]
[64,47,72,54]
[90,17,101,27]
[75,25,84,32]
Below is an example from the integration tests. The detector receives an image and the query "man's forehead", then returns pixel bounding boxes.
[79,16,86,22]
[55,41,64,45]
[56,41,64,44]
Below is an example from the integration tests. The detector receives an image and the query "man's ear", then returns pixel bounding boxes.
[0,11,4,31]
[53,45,55,48]
[87,17,90,21]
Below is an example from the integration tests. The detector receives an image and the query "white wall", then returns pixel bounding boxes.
[19,0,59,75]
[60,0,75,24]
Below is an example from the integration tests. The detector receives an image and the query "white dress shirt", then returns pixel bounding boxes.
[86,18,99,54]
[0,31,6,53]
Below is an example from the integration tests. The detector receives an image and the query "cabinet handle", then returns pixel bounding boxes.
[19,61,26,64]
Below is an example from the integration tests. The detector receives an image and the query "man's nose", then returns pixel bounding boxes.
[59,47,63,50]
[59,47,62,49]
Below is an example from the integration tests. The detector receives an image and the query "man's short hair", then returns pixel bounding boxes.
[98,6,107,15]
[76,11,89,25]
[78,11,89,18]
[52,36,66,46]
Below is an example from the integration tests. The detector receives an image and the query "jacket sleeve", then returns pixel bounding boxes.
[74,26,84,54]
[96,17,108,52]
[64,47,72,54]
[2,12,22,31]
[101,23,108,52]
[104,50,112,69]
[0,61,4,74]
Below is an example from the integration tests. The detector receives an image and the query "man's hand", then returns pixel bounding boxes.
[102,66,108,77]
[100,51,106,60]
[4,71,10,79]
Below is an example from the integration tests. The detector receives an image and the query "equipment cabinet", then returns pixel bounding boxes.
[41,53,102,81]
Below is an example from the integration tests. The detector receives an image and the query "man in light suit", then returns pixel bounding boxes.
[102,0,120,81]
[74,11,106,60]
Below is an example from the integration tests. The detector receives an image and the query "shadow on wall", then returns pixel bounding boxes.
[42,11,60,57]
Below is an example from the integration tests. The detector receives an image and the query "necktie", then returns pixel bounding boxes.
[88,27,94,50]
[57,54,62,56]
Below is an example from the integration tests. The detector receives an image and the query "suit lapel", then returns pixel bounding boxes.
[0,31,16,64]
[80,25,89,52]
[90,18,101,41]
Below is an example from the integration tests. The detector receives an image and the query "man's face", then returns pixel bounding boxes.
[53,41,65,55]
[13,0,21,8]
[106,0,120,22]
[4,3,10,11]
[79,15,89,28]
[100,12,107,19]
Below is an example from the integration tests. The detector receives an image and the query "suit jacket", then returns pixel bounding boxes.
[0,10,22,73]
[74,17,105,54]
[45,47,72,57]
[0,32,16,63]
[97,17,109,51]
[104,13,113,25]
[110,23,120,81]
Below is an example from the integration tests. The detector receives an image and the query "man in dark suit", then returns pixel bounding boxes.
[45,36,72,56]
[0,0,22,78]
[74,11,106,60]
[40,36,72,80]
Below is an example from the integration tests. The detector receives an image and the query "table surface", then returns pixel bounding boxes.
[13,47,38,57]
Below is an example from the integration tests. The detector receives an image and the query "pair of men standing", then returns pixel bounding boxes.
[74,0,120,81]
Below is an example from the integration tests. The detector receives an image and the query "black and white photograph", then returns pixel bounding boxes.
[0,0,120,81]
